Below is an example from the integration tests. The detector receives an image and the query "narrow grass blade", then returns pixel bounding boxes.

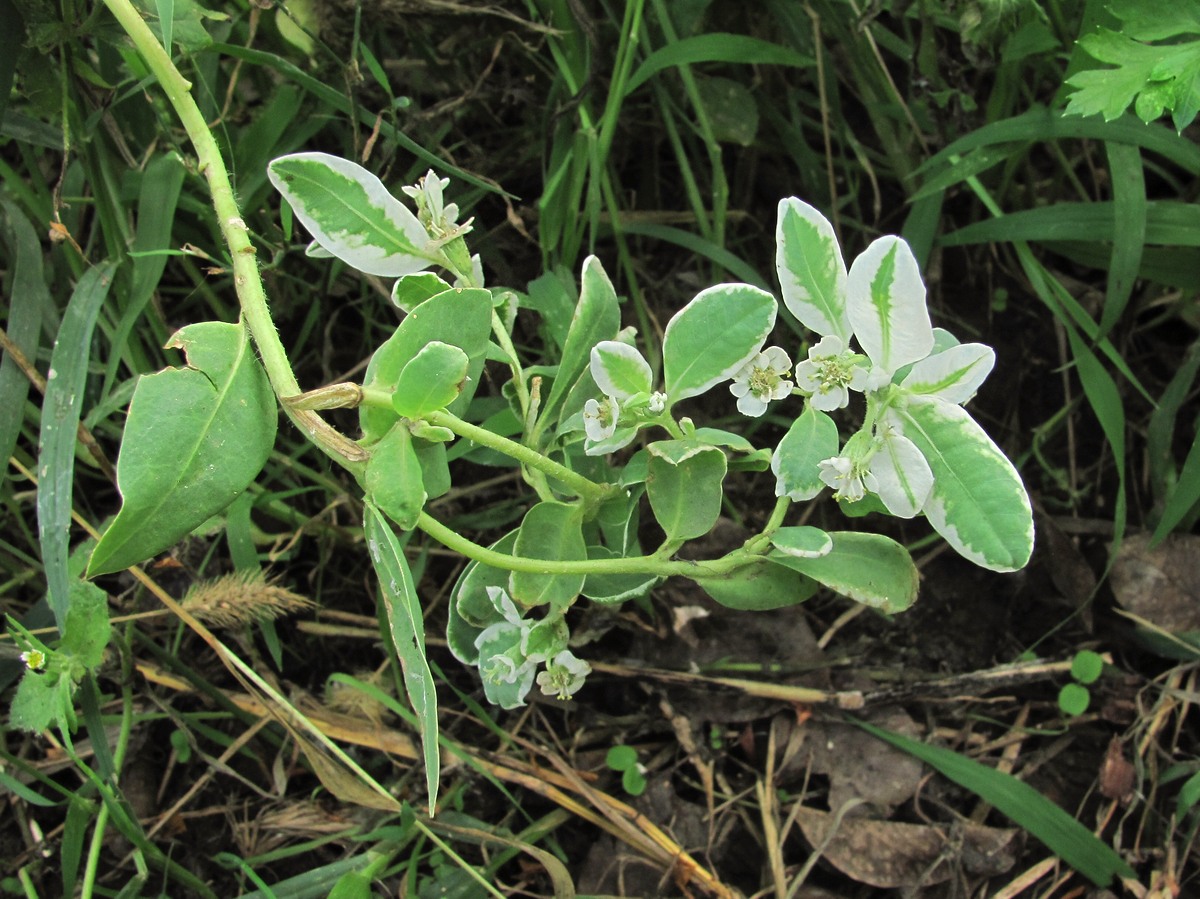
[1100,141,1146,336]
[0,199,49,468]
[851,718,1135,887]
[617,222,770,290]
[625,33,814,96]
[940,200,1200,247]
[364,502,439,813]
[39,262,116,627]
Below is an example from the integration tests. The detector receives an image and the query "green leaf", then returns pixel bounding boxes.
[62,580,111,670]
[771,405,840,501]
[0,200,49,470]
[1058,683,1091,716]
[390,272,453,313]
[899,343,995,404]
[663,283,776,403]
[268,152,432,277]
[694,75,759,146]
[363,502,439,813]
[509,502,586,609]
[694,559,817,611]
[846,236,933,375]
[606,745,637,771]
[39,262,115,625]
[365,424,426,531]
[775,198,850,342]
[88,322,277,577]
[390,341,469,418]
[851,718,1135,887]
[886,397,1033,572]
[447,531,518,663]
[770,531,918,613]
[361,288,492,442]
[581,545,658,604]
[1071,650,1105,685]
[770,526,832,558]
[646,442,727,542]
[590,341,653,400]
[625,33,814,95]
[9,669,68,733]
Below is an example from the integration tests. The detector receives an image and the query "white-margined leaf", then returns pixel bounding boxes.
[846,236,933,375]
[269,152,433,277]
[590,341,653,400]
[900,343,995,405]
[775,198,850,341]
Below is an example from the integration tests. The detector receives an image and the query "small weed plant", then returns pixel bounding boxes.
[10,0,1035,813]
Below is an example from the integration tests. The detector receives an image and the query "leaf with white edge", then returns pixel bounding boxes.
[365,423,426,530]
[591,341,653,400]
[509,502,587,610]
[771,531,918,613]
[391,272,453,312]
[870,430,934,519]
[776,198,850,341]
[582,545,659,604]
[885,396,1034,571]
[846,236,933,376]
[694,559,817,610]
[770,526,833,558]
[646,443,727,541]
[663,283,776,402]
[391,341,469,418]
[772,405,840,500]
[268,152,432,277]
[88,322,276,577]
[900,343,995,405]
[363,502,439,812]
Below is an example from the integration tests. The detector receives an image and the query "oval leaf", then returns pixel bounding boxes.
[361,288,492,442]
[663,283,776,402]
[268,152,432,277]
[646,443,727,541]
[365,423,426,530]
[509,502,587,609]
[886,396,1034,572]
[870,431,934,519]
[846,236,933,375]
[771,531,919,613]
[770,526,833,558]
[590,340,653,400]
[900,343,995,404]
[772,405,840,501]
[776,198,850,341]
[391,341,469,418]
[694,559,818,610]
[88,322,277,577]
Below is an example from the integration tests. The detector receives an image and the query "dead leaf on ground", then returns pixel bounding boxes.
[795,806,1019,889]
[1111,533,1200,633]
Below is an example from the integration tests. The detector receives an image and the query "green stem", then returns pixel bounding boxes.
[101,0,365,473]
[417,510,755,578]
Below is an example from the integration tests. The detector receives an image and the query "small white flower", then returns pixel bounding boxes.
[536,650,592,700]
[20,649,46,671]
[729,346,794,417]
[402,169,473,243]
[818,454,878,503]
[583,395,620,441]
[647,391,667,415]
[794,336,870,411]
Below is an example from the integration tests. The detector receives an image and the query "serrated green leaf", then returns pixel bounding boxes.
[509,502,586,609]
[886,396,1034,572]
[39,262,115,625]
[391,341,469,418]
[771,531,918,613]
[363,502,438,813]
[663,283,776,402]
[268,152,432,277]
[87,322,277,577]
[775,198,850,341]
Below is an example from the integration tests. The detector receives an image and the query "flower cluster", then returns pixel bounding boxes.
[402,170,474,247]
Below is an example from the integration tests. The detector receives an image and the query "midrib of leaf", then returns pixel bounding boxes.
[782,212,841,331]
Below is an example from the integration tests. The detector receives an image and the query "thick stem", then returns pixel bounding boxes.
[101,0,365,472]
